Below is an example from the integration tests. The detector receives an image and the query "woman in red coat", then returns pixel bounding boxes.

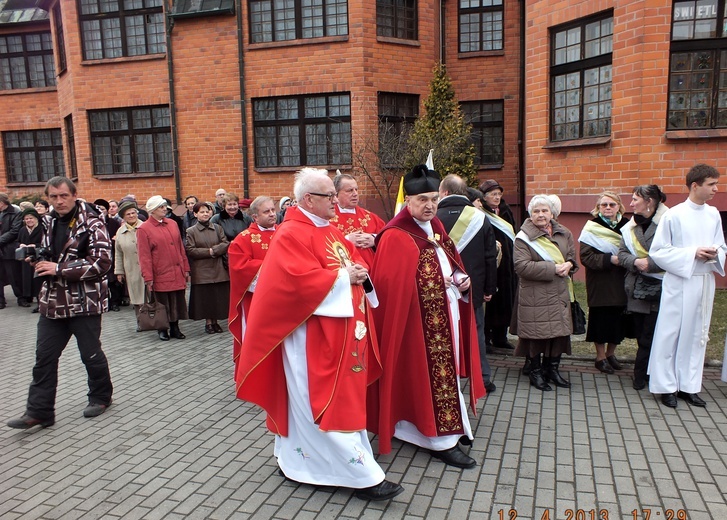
[137,195,191,341]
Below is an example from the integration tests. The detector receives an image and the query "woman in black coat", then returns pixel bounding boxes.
[479,180,518,350]
[17,207,44,311]
[210,193,252,241]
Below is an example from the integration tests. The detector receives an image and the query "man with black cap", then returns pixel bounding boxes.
[368,165,485,469]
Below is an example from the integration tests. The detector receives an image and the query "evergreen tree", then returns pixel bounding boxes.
[405,63,478,186]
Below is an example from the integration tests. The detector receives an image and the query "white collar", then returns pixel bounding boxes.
[298,207,330,228]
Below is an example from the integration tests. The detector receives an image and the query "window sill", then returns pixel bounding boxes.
[93,172,174,180]
[255,164,352,174]
[0,86,57,96]
[376,36,420,47]
[248,35,348,51]
[665,129,727,140]
[543,136,611,149]
[81,53,166,66]
[6,181,48,187]
[479,163,504,170]
[458,50,505,59]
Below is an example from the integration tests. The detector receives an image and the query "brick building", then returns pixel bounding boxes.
[0,0,522,218]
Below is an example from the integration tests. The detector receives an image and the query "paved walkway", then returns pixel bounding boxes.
[1,287,727,520]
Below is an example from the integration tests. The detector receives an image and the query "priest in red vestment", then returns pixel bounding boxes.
[368,164,485,469]
[228,196,277,375]
[331,174,386,267]
[235,168,403,502]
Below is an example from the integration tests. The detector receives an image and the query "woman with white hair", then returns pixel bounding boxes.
[137,195,191,341]
[511,195,578,391]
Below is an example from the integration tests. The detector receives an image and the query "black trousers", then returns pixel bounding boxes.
[26,315,113,421]
[0,258,22,303]
[632,311,659,383]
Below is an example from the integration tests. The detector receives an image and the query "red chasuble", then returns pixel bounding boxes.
[228,222,275,375]
[331,206,386,267]
[368,207,485,454]
[235,207,382,436]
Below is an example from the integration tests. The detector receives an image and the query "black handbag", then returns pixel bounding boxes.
[633,275,662,301]
[571,299,587,335]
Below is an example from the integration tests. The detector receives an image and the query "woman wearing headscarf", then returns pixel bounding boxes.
[578,191,629,374]
[511,195,578,391]
[185,201,230,334]
[114,200,145,326]
[478,179,518,351]
[137,195,190,341]
[617,185,668,390]
[17,207,43,311]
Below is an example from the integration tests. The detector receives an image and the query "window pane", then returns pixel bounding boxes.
[3,129,64,183]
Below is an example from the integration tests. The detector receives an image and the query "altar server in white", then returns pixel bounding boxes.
[648,164,725,408]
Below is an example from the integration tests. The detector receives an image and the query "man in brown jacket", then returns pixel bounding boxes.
[7,177,114,429]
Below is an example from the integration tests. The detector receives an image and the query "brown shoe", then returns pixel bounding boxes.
[7,414,54,429]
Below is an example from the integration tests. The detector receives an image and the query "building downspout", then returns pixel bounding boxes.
[440,0,446,64]
[236,1,250,199]
[517,0,526,223]
[165,8,182,204]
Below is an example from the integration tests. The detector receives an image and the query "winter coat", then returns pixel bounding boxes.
[0,204,22,260]
[114,223,145,305]
[579,216,628,308]
[511,218,577,340]
[483,201,518,328]
[136,217,190,292]
[436,195,497,307]
[38,201,112,318]
[185,222,230,285]
[617,204,668,314]
[211,210,252,241]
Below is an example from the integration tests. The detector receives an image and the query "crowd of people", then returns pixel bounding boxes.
[2,163,727,501]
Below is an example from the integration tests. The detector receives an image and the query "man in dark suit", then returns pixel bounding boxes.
[437,174,498,393]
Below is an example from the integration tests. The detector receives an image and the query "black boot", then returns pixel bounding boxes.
[544,355,570,388]
[528,355,552,391]
[169,321,186,339]
[522,356,532,375]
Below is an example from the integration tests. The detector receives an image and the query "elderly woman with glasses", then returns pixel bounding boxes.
[512,194,578,391]
[137,195,191,341]
[578,191,630,374]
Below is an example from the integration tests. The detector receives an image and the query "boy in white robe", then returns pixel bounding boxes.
[648,164,725,408]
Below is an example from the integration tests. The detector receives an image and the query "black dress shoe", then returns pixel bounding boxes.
[0,302,6,309]
[677,391,706,407]
[606,355,622,370]
[205,324,215,334]
[7,414,54,429]
[595,359,614,374]
[110,304,120,312]
[485,381,496,394]
[212,323,224,333]
[32,306,39,313]
[632,378,646,390]
[18,300,31,308]
[158,330,170,341]
[430,445,477,469]
[661,393,677,408]
[170,328,186,339]
[354,480,404,501]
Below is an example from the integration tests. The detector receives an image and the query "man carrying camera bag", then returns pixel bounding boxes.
[7,177,114,429]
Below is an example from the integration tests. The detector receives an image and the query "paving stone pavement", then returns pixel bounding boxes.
[2,286,727,520]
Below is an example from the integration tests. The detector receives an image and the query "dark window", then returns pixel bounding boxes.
[3,129,64,183]
[462,100,504,165]
[550,13,613,141]
[78,0,166,60]
[376,0,417,40]
[459,0,503,53]
[88,106,173,175]
[378,92,418,166]
[0,32,56,90]
[53,5,67,74]
[249,0,348,43]
[668,0,727,129]
[253,93,351,167]
[65,115,78,179]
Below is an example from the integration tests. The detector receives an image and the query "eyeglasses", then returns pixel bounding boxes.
[599,202,618,208]
[308,192,337,201]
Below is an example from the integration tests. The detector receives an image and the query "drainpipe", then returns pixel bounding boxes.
[440,0,446,64]
[517,0,526,223]
[165,8,182,204]
[236,1,250,198]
